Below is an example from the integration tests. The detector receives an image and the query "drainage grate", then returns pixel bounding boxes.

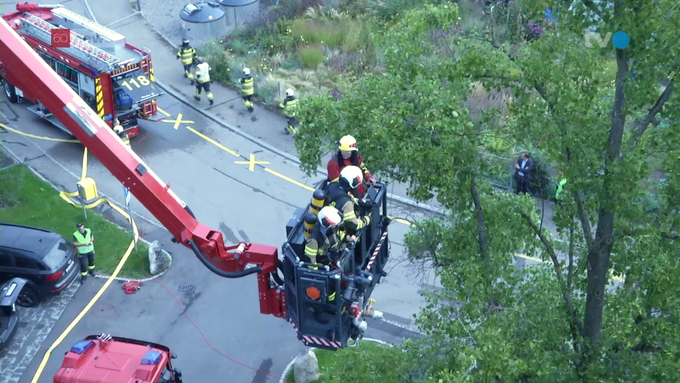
[178,284,195,294]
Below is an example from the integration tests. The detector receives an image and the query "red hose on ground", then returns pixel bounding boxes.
[154,279,292,382]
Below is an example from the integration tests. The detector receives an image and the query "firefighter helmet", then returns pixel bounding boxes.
[339,166,363,190]
[182,38,189,45]
[338,135,358,151]
[285,88,294,97]
[318,206,342,228]
[243,67,250,75]
[195,56,204,64]
[113,125,123,134]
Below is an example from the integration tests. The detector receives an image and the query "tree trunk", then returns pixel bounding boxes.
[582,48,629,353]
[471,181,494,305]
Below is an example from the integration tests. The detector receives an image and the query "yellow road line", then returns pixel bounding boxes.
[1,123,79,143]
[186,126,239,156]
[31,146,139,383]
[157,107,171,117]
[264,168,315,191]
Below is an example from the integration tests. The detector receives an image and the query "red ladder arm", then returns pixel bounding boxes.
[0,19,285,317]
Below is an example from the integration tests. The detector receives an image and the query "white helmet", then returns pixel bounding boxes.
[285,88,294,97]
[243,67,250,75]
[339,166,363,190]
[318,206,342,228]
[113,125,123,134]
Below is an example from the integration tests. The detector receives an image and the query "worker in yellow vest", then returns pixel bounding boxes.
[113,120,131,147]
[193,57,214,106]
[176,38,197,84]
[73,223,96,282]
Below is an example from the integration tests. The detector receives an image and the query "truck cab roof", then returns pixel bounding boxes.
[53,335,174,383]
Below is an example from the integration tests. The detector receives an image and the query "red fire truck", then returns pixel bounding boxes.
[0,3,163,138]
[53,334,183,383]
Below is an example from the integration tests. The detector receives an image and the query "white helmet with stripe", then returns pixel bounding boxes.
[339,166,363,190]
[318,206,342,228]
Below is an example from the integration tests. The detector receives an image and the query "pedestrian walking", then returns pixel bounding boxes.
[279,89,298,135]
[73,223,96,282]
[193,57,214,105]
[176,38,197,84]
[240,67,254,112]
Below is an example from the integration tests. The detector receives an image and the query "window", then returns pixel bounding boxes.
[0,253,12,267]
[55,61,79,85]
[15,256,37,270]
[42,240,71,271]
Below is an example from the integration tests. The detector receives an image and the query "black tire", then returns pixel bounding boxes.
[3,80,18,103]
[16,285,40,307]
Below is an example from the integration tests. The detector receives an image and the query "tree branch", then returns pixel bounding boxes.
[519,211,584,340]
[568,221,576,292]
[633,78,675,148]
[471,181,495,307]
[573,191,595,250]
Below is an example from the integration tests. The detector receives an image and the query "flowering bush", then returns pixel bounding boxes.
[524,22,544,40]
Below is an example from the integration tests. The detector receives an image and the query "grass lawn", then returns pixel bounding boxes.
[286,340,391,383]
[0,164,151,278]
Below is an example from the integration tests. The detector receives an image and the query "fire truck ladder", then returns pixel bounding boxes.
[17,13,120,72]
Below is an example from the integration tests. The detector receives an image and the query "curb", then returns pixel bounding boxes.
[278,337,392,383]
[125,6,446,217]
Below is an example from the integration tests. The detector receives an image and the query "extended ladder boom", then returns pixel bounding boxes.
[0,17,285,317]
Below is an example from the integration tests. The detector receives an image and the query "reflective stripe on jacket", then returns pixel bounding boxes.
[74,229,94,254]
[177,47,196,65]
[241,75,254,95]
[281,96,297,117]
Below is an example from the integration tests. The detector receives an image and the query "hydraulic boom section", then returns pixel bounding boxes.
[0,14,285,318]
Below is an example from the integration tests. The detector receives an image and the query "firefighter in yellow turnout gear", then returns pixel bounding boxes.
[304,206,356,267]
[113,120,130,148]
[279,88,298,135]
[240,68,254,112]
[327,166,372,236]
[176,38,197,83]
[193,57,214,105]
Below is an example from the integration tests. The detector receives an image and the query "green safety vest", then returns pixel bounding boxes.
[74,229,94,254]
[555,178,567,199]
[177,47,196,65]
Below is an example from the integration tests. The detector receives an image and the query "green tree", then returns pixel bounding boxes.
[295,0,679,380]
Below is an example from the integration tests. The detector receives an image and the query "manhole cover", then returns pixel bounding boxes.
[179,284,195,294]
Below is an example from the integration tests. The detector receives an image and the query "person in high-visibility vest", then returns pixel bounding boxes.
[73,223,96,282]
[240,67,254,112]
[279,88,298,135]
[176,38,197,83]
[193,57,214,105]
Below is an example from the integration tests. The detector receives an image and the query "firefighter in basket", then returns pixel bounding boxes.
[304,206,356,268]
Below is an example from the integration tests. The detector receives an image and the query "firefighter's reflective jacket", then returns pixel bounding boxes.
[280,96,297,117]
[304,224,347,266]
[177,46,196,65]
[240,74,254,95]
[327,182,370,235]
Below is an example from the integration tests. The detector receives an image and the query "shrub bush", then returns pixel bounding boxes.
[298,45,325,69]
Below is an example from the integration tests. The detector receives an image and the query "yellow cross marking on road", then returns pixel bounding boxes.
[235,154,269,172]
[157,107,171,117]
[161,113,194,130]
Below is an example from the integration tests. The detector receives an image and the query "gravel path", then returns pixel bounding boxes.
[139,0,265,47]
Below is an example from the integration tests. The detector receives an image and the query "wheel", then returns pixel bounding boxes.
[16,285,40,307]
[3,80,18,103]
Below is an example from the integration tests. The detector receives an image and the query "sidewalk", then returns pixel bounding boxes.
[85,0,566,239]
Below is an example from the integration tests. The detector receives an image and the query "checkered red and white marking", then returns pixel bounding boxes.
[366,231,388,271]
[289,320,342,349]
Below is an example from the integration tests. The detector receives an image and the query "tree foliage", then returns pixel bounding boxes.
[295,0,679,381]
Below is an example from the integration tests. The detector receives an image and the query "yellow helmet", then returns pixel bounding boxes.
[339,166,363,190]
[338,135,358,152]
[318,206,342,228]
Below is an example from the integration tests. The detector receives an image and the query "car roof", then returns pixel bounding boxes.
[0,223,62,258]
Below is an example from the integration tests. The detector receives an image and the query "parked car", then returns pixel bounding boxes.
[0,223,79,307]
[0,277,26,353]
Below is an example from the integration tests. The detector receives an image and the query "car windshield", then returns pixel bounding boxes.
[42,239,72,271]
